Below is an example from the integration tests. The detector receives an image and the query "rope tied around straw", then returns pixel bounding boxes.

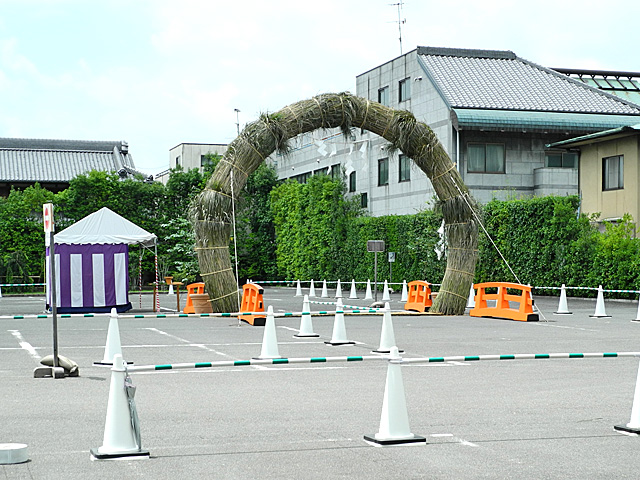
[360,99,371,128]
[220,158,250,179]
[432,163,457,182]
[194,246,229,251]
[436,288,468,301]
[445,267,475,277]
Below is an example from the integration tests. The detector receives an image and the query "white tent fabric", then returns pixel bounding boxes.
[54,207,156,246]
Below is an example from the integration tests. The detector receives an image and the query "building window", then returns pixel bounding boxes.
[378,158,389,186]
[467,143,505,173]
[349,171,356,192]
[330,164,340,179]
[175,155,181,167]
[399,154,411,182]
[360,192,368,208]
[378,86,389,106]
[545,152,577,168]
[399,78,411,102]
[603,155,624,191]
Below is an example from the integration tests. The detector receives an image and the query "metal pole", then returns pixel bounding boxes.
[374,251,378,302]
[49,231,59,368]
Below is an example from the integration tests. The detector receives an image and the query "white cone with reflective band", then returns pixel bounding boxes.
[91,354,148,459]
[321,280,329,298]
[590,285,610,318]
[295,295,318,337]
[256,306,281,359]
[400,280,408,302]
[382,280,390,301]
[335,279,343,298]
[309,279,316,297]
[554,284,572,314]
[325,299,354,345]
[365,280,373,300]
[364,347,425,445]
[466,284,475,309]
[95,308,124,366]
[350,279,358,299]
[295,280,302,297]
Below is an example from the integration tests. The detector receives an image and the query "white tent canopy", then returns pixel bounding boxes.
[54,207,156,246]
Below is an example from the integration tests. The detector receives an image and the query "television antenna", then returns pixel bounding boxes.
[390,1,406,55]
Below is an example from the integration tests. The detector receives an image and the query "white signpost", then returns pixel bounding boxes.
[38,203,61,376]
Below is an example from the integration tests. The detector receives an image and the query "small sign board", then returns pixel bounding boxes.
[43,203,54,233]
[388,252,396,263]
[367,240,385,252]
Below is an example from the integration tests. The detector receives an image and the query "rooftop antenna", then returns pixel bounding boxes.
[390,1,406,55]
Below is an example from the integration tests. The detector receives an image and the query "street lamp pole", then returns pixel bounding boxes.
[234,108,241,136]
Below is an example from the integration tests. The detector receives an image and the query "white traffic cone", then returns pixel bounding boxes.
[167,283,174,295]
[615,359,640,434]
[309,279,316,297]
[325,299,355,346]
[382,280,391,301]
[94,308,128,366]
[373,303,403,354]
[466,284,475,309]
[321,280,329,298]
[350,279,358,299]
[295,295,318,338]
[295,280,303,297]
[90,354,149,460]
[590,285,611,318]
[335,279,343,298]
[255,306,281,359]
[364,347,426,446]
[634,295,640,322]
[554,284,572,315]
[400,280,408,302]
[365,280,373,300]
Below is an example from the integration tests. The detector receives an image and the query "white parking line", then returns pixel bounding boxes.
[144,327,230,357]
[8,329,41,361]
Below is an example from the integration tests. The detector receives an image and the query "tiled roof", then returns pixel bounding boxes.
[0,138,138,183]
[417,47,640,115]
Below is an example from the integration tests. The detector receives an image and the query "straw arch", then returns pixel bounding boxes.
[191,92,480,315]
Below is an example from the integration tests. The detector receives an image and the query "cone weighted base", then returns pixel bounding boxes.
[363,434,426,446]
[94,360,134,366]
[614,424,640,435]
[90,447,149,460]
[324,340,356,346]
[372,348,404,354]
[295,333,320,338]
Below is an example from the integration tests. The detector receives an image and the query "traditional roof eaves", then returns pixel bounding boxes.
[546,124,640,148]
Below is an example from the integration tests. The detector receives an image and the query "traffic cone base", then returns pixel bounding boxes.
[324,340,356,346]
[295,333,320,338]
[363,434,426,446]
[614,424,640,435]
[90,448,149,460]
[372,348,404,354]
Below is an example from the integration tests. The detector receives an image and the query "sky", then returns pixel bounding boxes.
[1,0,639,175]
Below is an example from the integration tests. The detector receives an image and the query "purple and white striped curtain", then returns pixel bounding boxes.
[46,243,131,313]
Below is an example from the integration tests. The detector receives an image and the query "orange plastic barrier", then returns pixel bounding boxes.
[469,282,538,322]
[239,283,266,326]
[404,280,433,312]
[183,282,205,314]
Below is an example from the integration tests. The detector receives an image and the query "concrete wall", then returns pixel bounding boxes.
[579,135,640,221]
[169,143,227,171]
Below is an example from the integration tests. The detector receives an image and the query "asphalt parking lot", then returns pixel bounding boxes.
[2,287,640,479]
